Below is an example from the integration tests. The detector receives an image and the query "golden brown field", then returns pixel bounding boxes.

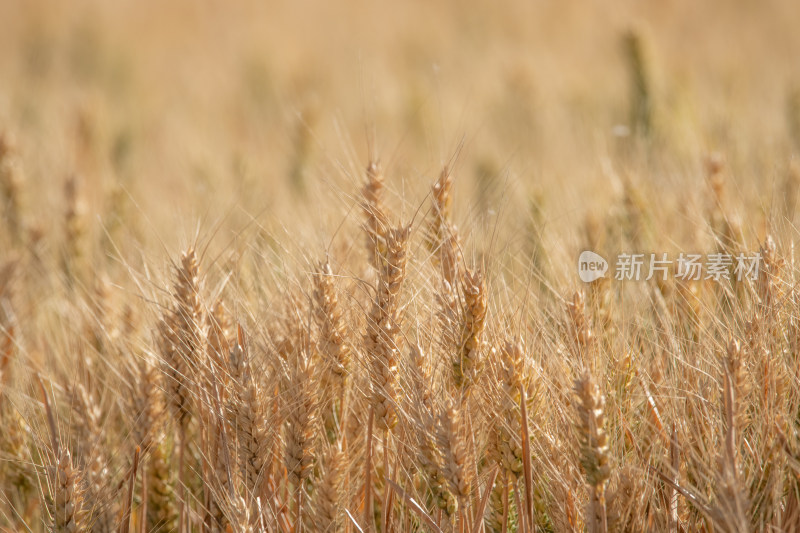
[2,0,800,531]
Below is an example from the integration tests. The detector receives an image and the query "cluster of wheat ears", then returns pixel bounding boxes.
[2,118,800,533]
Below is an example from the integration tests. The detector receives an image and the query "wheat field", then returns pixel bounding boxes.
[2,1,800,532]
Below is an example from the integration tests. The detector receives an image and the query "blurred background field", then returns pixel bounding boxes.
[2,0,800,262]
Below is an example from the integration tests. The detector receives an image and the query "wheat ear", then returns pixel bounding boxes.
[313,261,351,443]
[366,225,409,432]
[228,325,271,506]
[574,372,610,533]
[454,267,487,390]
[46,448,88,533]
[284,344,318,530]
[437,399,473,526]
